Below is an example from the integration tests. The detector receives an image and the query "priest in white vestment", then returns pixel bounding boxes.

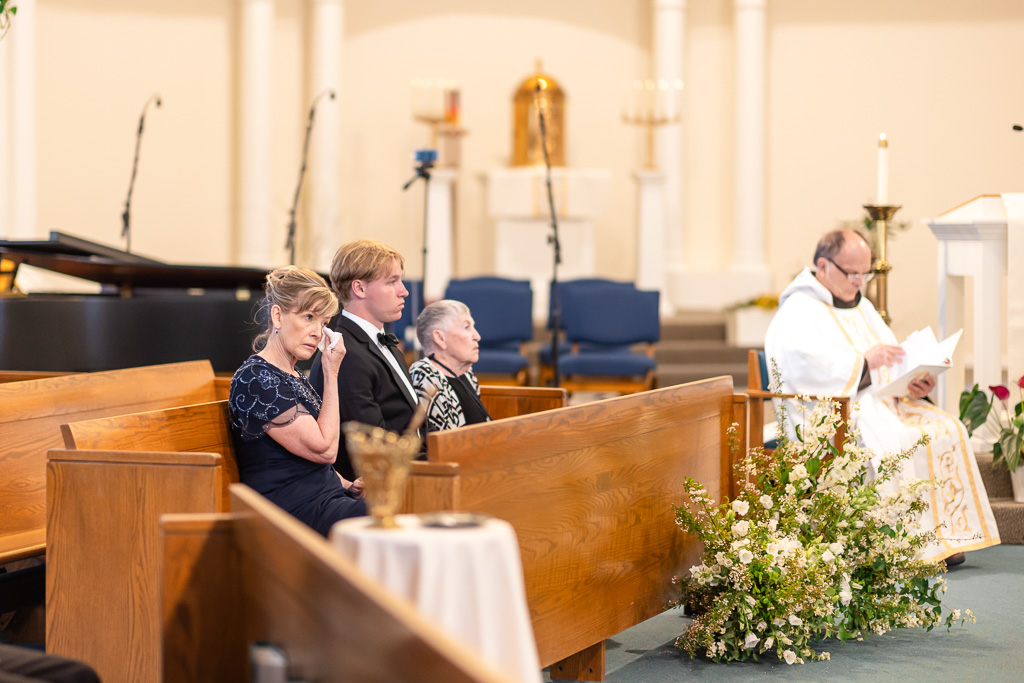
[765,229,999,563]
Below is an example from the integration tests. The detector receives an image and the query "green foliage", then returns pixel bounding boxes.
[959,378,1024,472]
[959,384,992,437]
[672,399,973,665]
[0,2,16,42]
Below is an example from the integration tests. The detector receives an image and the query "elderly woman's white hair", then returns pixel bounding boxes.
[416,299,472,355]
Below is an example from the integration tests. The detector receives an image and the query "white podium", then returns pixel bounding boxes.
[487,167,611,320]
[925,194,1024,412]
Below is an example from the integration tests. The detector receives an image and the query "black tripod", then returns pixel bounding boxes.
[286,89,336,265]
[401,149,437,356]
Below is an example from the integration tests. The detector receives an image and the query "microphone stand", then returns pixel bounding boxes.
[402,150,437,359]
[286,89,336,265]
[122,93,162,254]
[536,84,563,387]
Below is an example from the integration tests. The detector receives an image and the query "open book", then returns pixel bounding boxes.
[869,327,963,399]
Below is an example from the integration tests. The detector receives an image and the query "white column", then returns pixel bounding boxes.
[9,0,36,238]
[238,0,274,267]
[423,168,456,302]
[733,0,767,271]
[634,170,672,314]
[652,0,686,275]
[308,0,343,271]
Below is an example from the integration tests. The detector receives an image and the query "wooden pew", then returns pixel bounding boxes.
[403,376,746,681]
[0,360,219,564]
[479,385,565,420]
[0,370,76,384]
[161,484,514,683]
[56,381,737,681]
[50,385,562,683]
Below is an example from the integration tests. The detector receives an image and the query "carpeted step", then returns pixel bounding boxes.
[990,498,1024,545]
[659,321,728,342]
[657,362,747,390]
[654,340,755,365]
[976,451,1014,499]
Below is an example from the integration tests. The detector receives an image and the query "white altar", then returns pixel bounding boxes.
[925,194,1024,413]
[487,167,611,320]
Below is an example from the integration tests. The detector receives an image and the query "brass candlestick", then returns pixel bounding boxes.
[862,204,902,325]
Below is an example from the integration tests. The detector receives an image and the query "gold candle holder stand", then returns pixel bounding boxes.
[622,112,680,169]
[342,422,422,529]
[862,204,902,325]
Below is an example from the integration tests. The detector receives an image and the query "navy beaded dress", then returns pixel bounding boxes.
[229,355,366,536]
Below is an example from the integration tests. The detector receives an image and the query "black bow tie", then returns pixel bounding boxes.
[377,332,401,349]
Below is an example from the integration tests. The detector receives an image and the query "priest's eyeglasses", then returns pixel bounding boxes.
[826,258,875,283]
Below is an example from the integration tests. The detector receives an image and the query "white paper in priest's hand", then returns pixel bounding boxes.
[870,326,963,399]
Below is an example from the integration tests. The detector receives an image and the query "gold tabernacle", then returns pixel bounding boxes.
[512,60,565,166]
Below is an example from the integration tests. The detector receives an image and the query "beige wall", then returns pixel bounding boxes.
[15,0,1024,339]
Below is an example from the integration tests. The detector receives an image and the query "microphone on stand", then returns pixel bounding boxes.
[286,89,336,265]
[535,81,563,387]
[122,93,162,254]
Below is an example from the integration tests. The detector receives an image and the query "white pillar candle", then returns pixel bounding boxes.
[876,133,889,205]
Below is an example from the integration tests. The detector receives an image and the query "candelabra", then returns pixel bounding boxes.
[621,79,683,169]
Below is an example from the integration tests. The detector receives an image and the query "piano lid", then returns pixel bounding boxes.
[0,231,269,292]
[0,231,164,264]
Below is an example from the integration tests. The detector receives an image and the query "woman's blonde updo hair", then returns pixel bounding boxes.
[254,266,339,351]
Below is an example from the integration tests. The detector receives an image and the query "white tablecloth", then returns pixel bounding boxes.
[329,514,542,683]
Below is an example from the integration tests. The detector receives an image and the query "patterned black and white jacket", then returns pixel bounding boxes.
[409,357,482,433]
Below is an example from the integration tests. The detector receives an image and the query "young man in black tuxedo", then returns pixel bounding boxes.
[309,239,420,480]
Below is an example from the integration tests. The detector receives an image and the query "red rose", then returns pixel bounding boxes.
[1017,375,1024,389]
[990,385,1011,401]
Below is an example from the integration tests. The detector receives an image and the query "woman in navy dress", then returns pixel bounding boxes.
[229,266,366,535]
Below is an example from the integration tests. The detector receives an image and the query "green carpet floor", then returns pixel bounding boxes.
[548,545,1024,682]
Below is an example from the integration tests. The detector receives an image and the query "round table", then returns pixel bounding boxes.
[329,514,542,683]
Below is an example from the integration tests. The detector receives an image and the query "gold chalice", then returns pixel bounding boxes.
[342,387,434,529]
[343,423,421,528]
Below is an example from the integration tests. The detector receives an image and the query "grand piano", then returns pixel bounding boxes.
[0,232,269,373]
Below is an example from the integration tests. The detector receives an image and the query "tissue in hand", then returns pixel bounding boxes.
[317,327,342,352]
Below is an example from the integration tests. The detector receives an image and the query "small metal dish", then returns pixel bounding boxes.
[418,512,492,529]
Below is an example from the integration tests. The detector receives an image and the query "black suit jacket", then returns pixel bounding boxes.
[309,315,419,480]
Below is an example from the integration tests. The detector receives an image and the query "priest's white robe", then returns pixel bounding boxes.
[765,268,1000,561]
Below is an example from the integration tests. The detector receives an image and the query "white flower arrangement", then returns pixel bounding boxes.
[672,398,976,664]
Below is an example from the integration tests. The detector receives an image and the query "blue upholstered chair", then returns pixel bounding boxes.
[539,278,638,386]
[557,284,660,395]
[444,277,533,385]
[387,279,424,363]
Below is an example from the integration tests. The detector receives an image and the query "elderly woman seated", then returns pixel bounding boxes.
[409,300,492,432]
